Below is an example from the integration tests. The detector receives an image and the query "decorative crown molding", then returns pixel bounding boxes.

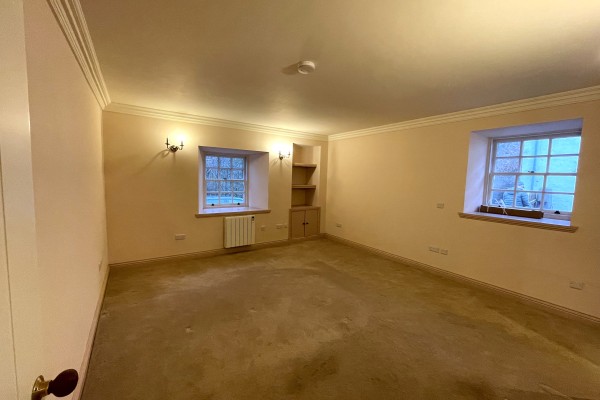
[329,85,600,141]
[48,0,110,108]
[105,103,328,141]
[43,1,600,143]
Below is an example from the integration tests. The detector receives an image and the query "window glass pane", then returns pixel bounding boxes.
[543,194,574,212]
[232,169,244,180]
[219,169,231,180]
[491,175,515,190]
[546,176,576,193]
[233,181,245,191]
[551,137,581,155]
[206,181,218,191]
[232,158,244,168]
[205,168,218,179]
[499,191,515,207]
[219,181,232,192]
[206,193,218,205]
[489,191,509,206]
[520,157,547,173]
[513,191,533,208]
[220,194,233,204]
[549,156,579,173]
[496,141,520,157]
[522,139,549,156]
[233,192,245,203]
[518,175,544,192]
[526,193,543,209]
[219,157,232,168]
[206,156,218,168]
[494,158,519,173]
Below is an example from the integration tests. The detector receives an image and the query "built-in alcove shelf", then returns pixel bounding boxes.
[291,205,320,210]
[292,163,317,168]
[291,143,321,208]
[292,184,317,189]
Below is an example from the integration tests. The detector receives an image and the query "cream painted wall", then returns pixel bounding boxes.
[17,2,107,399]
[102,112,328,264]
[327,100,600,318]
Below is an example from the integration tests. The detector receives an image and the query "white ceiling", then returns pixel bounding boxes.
[80,0,600,135]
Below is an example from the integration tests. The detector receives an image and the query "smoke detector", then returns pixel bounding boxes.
[297,60,316,74]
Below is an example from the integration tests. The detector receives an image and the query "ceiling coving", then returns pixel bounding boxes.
[77,0,600,136]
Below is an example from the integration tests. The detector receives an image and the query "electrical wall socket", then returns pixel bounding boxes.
[335,223,342,228]
[569,281,584,290]
[174,234,186,240]
[275,224,283,229]
[428,246,440,253]
[260,225,267,231]
[436,203,445,209]
[440,249,448,255]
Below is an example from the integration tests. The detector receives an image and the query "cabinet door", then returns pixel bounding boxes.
[304,209,320,237]
[290,210,306,239]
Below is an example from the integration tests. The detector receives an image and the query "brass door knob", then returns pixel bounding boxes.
[31,369,78,400]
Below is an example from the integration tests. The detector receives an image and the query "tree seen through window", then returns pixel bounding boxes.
[204,155,247,207]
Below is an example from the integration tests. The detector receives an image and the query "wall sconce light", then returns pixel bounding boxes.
[165,138,184,152]
[278,150,291,160]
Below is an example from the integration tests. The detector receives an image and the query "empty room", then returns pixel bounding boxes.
[2,1,600,399]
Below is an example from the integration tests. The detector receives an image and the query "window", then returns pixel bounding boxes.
[486,131,581,219]
[203,153,247,207]
[198,146,269,216]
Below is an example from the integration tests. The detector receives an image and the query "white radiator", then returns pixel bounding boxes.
[224,215,255,248]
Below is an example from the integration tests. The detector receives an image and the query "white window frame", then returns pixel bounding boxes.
[484,130,581,220]
[203,153,248,208]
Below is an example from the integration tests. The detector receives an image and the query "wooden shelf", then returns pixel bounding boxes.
[293,163,317,168]
[292,185,316,189]
[291,143,320,208]
[291,205,321,210]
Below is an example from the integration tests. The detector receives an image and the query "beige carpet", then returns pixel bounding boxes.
[82,239,600,399]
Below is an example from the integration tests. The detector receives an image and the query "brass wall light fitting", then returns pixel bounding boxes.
[166,138,184,152]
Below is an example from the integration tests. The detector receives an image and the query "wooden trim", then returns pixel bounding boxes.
[328,85,600,141]
[108,236,325,269]
[292,163,317,168]
[290,205,321,211]
[291,184,317,189]
[324,234,599,324]
[105,103,327,140]
[72,264,110,399]
[458,212,578,232]
[195,208,271,218]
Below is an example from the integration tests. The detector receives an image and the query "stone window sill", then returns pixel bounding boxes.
[458,212,578,233]
[196,207,271,218]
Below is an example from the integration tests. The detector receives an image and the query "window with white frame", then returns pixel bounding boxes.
[203,153,247,207]
[486,131,581,219]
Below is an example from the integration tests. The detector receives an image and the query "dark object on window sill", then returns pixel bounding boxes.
[479,205,544,219]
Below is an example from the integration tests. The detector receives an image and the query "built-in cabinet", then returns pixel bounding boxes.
[290,143,321,238]
[290,207,320,239]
